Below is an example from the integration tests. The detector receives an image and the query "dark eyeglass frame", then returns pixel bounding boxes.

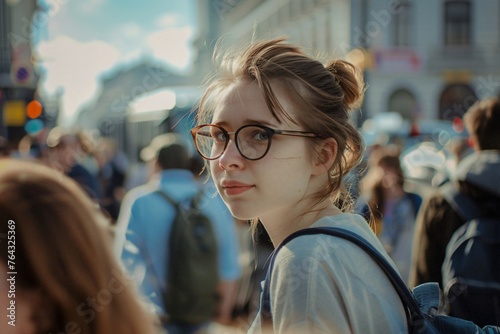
[190,124,322,161]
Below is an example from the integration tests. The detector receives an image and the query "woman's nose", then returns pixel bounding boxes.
[218,139,244,170]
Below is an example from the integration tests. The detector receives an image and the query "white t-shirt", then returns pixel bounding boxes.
[248,213,408,334]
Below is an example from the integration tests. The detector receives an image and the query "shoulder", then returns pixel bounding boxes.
[123,182,157,203]
[130,187,179,216]
[275,214,384,276]
[132,189,161,205]
[269,215,407,332]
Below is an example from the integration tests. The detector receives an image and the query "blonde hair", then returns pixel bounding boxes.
[0,159,157,334]
[196,38,364,222]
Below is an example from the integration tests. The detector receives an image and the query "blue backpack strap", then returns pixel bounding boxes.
[440,183,482,222]
[261,227,424,332]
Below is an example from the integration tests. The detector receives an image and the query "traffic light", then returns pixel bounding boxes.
[25,100,44,134]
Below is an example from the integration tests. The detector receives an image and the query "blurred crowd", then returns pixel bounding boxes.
[0,128,130,223]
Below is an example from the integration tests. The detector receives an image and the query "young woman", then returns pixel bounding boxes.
[190,38,408,333]
[0,159,158,334]
[357,148,421,283]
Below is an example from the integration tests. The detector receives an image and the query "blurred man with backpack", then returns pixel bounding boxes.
[119,133,241,334]
[409,98,500,326]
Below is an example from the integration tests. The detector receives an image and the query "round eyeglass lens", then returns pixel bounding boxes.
[236,125,270,160]
[195,125,226,159]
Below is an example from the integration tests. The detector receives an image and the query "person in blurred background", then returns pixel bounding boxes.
[119,133,241,334]
[357,147,421,283]
[95,137,128,222]
[410,98,500,288]
[46,128,102,201]
[0,159,157,334]
[76,129,101,183]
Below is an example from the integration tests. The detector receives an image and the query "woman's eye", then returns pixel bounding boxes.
[213,131,227,142]
[251,130,269,141]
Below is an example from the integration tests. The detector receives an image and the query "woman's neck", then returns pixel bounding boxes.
[261,201,342,247]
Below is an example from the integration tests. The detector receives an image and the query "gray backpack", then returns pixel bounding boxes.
[156,190,219,324]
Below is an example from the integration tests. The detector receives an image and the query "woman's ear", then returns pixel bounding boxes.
[312,138,338,176]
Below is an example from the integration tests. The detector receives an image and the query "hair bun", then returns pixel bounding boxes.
[326,60,364,110]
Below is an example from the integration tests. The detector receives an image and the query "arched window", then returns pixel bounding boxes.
[387,89,418,120]
[438,83,477,120]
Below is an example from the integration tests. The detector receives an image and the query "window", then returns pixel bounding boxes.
[439,84,477,120]
[388,89,418,120]
[444,0,472,46]
[393,1,412,46]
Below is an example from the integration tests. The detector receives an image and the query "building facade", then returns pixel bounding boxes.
[194,0,500,124]
[216,0,350,58]
[358,0,500,122]
[0,0,45,146]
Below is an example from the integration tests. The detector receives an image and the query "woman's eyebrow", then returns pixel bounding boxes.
[213,119,278,127]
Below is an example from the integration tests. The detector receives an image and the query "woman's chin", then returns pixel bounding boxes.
[226,206,255,221]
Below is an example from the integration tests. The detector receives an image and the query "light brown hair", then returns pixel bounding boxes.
[0,159,157,334]
[360,148,405,223]
[463,97,500,150]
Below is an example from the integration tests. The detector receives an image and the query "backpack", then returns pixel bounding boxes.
[441,185,500,327]
[260,227,500,334]
[156,190,219,324]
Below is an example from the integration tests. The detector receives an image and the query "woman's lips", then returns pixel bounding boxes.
[221,181,254,196]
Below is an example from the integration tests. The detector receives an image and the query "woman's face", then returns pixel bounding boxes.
[209,80,317,223]
[379,164,401,189]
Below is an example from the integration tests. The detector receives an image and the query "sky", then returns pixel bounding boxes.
[34,0,198,125]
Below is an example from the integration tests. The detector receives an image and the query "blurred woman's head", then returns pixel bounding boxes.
[360,148,405,223]
[0,159,156,334]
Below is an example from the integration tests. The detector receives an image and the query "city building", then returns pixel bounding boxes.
[0,0,45,147]
[194,0,500,123]
[357,0,500,122]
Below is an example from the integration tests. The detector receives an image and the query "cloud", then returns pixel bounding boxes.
[146,26,195,71]
[77,0,105,13]
[156,14,179,28]
[36,35,119,124]
[120,23,142,38]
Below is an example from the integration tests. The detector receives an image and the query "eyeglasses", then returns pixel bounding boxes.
[190,124,321,161]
